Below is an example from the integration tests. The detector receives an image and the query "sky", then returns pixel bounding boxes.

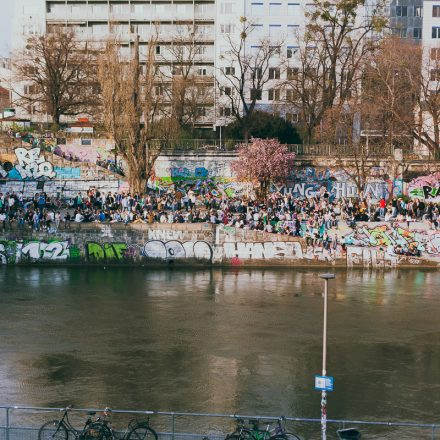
[0,0,13,56]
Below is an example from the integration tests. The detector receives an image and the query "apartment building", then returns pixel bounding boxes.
[11,0,374,129]
[389,0,423,40]
[12,0,216,126]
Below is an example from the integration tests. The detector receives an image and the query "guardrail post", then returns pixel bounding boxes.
[172,413,175,440]
[5,406,10,440]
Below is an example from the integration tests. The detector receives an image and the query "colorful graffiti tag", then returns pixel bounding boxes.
[86,242,129,262]
[408,172,440,201]
[273,167,394,200]
[343,223,440,257]
[0,148,56,180]
[0,239,79,264]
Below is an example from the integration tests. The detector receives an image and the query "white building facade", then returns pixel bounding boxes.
[11,0,372,130]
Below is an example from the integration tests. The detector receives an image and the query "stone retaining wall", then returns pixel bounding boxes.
[0,223,439,268]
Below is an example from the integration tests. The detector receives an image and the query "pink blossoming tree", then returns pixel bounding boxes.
[232,138,295,199]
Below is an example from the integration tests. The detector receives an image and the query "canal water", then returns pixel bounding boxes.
[0,267,439,438]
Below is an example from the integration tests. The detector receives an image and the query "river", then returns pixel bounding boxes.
[0,267,439,438]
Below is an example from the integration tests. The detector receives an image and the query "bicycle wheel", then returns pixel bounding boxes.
[82,422,115,440]
[225,432,253,440]
[271,433,301,440]
[38,420,68,440]
[126,424,158,440]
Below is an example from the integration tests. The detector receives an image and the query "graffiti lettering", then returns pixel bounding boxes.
[223,242,303,260]
[0,240,75,264]
[15,148,56,179]
[143,240,213,261]
[347,246,398,267]
[86,242,128,261]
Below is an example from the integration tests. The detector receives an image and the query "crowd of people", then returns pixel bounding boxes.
[0,187,437,256]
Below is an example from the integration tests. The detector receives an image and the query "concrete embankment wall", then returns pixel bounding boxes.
[0,223,439,268]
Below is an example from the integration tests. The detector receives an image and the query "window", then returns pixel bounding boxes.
[287,3,300,15]
[286,112,299,123]
[269,24,281,37]
[287,67,299,79]
[251,67,262,80]
[195,46,206,55]
[220,2,233,13]
[172,66,183,75]
[250,88,262,100]
[271,46,281,57]
[24,85,37,95]
[269,3,282,15]
[413,28,422,39]
[222,86,233,96]
[286,89,298,101]
[220,24,235,33]
[433,5,440,16]
[432,27,440,38]
[225,66,235,75]
[287,46,299,58]
[269,68,280,79]
[251,2,264,15]
[155,4,165,14]
[196,107,206,117]
[81,139,92,146]
[251,46,261,57]
[196,3,212,14]
[431,48,440,60]
[430,69,440,81]
[251,24,264,36]
[287,24,300,36]
[155,85,164,96]
[396,6,407,16]
[399,28,407,38]
[155,45,161,54]
[268,89,280,100]
[414,6,422,16]
[220,107,232,116]
[198,67,207,76]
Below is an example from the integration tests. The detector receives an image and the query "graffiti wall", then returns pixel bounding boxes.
[0,148,57,180]
[151,155,249,198]
[272,167,402,200]
[0,223,439,267]
[408,172,440,201]
[0,239,80,264]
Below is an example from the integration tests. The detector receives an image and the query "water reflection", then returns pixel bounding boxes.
[0,266,439,428]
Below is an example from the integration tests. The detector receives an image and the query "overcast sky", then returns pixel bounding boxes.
[0,1,13,56]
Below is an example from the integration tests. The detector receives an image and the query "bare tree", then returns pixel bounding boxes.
[282,0,387,142]
[216,17,283,141]
[414,45,440,156]
[11,30,97,127]
[362,36,419,150]
[319,104,384,196]
[98,35,178,193]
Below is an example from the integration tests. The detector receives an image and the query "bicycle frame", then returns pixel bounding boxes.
[56,408,94,438]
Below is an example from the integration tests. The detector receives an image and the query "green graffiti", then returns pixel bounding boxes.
[0,240,18,264]
[0,239,71,264]
[69,246,81,260]
[86,242,128,262]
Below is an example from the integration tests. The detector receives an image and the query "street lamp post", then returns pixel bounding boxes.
[319,273,335,440]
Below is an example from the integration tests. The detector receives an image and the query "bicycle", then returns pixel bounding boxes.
[38,405,114,440]
[225,417,300,440]
[97,408,158,440]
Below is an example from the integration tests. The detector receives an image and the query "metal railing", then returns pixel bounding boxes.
[0,405,438,440]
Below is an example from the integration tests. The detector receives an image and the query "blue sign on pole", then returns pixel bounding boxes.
[315,375,334,392]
